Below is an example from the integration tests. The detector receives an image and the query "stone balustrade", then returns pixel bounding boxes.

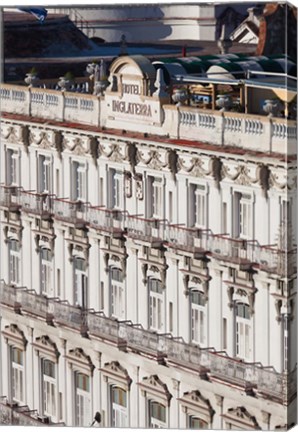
[0,280,295,404]
[0,186,295,277]
[1,84,296,154]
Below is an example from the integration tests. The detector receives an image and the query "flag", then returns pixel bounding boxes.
[18,7,48,23]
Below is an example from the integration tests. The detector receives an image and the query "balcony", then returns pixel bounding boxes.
[126,215,163,247]
[0,280,295,404]
[0,185,296,277]
[0,186,21,212]
[1,83,296,155]
[85,206,125,238]
[0,397,64,426]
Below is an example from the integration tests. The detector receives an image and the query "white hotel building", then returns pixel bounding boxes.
[0,55,296,429]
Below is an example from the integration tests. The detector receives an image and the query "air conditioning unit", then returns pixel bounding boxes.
[37,415,50,424]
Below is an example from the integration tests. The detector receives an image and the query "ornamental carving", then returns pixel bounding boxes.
[178,156,209,178]
[3,126,18,143]
[269,172,289,190]
[135,174,143,200]
[227,165,258,186]
[99,142,124,162]
[38,132,52,150]
[137,149,167,170]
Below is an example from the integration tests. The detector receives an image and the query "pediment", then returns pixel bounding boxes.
[179,390,214,420]
[2,324,27,349]
[223,406,260,429]
[67,347,95,373]
[33,335,60,361]
[139,375,172,405]
[101,361,132,388]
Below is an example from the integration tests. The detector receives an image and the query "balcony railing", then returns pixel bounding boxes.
[0,280,295,404]
[0,185,296,277]
[1,83,296,155]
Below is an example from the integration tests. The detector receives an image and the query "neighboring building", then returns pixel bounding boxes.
[47,4,254,42]
[0,50,296,429]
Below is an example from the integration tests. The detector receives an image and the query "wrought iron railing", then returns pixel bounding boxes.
[0,280,295,404]
[0,185,296,277]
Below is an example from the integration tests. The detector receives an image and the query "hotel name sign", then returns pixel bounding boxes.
[111,82,153,118]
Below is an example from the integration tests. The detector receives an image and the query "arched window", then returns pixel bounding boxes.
[148,278,164,331]
[111,386,127,427]
[190,290,206,345]
[149,401,166,428]
[235,303,251,361]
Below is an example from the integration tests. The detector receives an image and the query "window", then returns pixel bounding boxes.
[189,416,208,429]
[190,291,206,345]
[149,401,166,428]
[73,258,88,308]
[235,303,252,361]
[148,177,163,218]
[110,169,123,209]
[75,373,91,427]
[149,278,164,332]
[190,184,206,228]
[38,155,52,193]
[11,347,24,404]
[40,248,53,296]
[282,314,289,372]
[6,149,19,186]
[110,267,125,319]
[8,239,20,285]
[72,162,86,201]
[42,359,57,421]
[111,386,128,427]
[234,193,252,239]
[281,200,291,225]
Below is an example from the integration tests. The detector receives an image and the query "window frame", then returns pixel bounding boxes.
[235,302,252,361]
[73,257,88,308]
[8,238,21,285]
[190,290,206,346]
[75,371,91,427]
[109,266,125,319]
[41,358,57,422]
[72,161,87,201]
[110,385,128,428]
[10,346,25,405]
[38,154,52,194]
[148,278,164,332]
[6,148,20,186]
[40,248,53,297]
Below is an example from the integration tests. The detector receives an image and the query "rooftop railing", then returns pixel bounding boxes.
[0,280,295,404]
[0,185,296,277]
[1,84,296,154]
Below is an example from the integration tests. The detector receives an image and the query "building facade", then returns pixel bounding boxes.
[0,55,296,428]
